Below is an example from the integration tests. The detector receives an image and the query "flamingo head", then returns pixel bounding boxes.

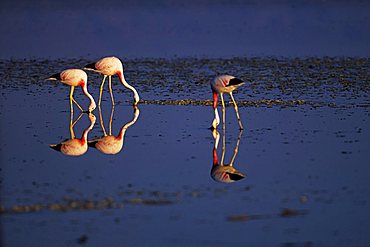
[83,62,97,72]
[210,104,220,129]
[45,73,61,81]
[133,93,140,106]
[211,117,219,130]
[88,101,96,113]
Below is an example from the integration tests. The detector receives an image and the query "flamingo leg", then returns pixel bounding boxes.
[69,86,75,113]
[230,129,243,166]
[109,105,114,136]
[69,110,75,139]
[69,93,74,113]
[98,75,107,106]
[98,104,107,136]
[220,93,226,132]
[230,93,244,130]
[72,98,83,112]
[69,86,83,112]
[220,117,226,166]
[72,112,84,128]
[69,109,83,139]
[108,75,115,106]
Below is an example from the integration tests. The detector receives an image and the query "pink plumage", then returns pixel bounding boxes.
[210,75,245,129]
[84,56,140,106]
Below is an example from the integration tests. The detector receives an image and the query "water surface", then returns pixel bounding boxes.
[1,57,370,246]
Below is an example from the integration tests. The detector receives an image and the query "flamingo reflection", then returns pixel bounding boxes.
[88,106,140,154]
[50,112,96,156]
[211,128,246,183]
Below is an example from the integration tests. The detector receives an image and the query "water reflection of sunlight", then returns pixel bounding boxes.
[211,127,246,183]
[49,112,96,156]
[88,105,140,155]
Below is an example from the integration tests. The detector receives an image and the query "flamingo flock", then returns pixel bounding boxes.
[47,56,139,112]
[46,57,245,130]
[47,56,246,181]
[46,55,245,131]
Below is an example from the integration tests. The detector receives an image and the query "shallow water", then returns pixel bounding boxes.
[1,58,370,246]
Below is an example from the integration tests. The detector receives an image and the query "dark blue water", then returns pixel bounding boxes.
[1,57,370,246]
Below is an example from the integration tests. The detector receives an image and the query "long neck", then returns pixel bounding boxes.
[212,91,220,128]
[81,115,95,142]
[213,91,218,109]
[213,147,218,166]
[118,107,140,140]
[81,83,96,110]
[118,72,140,104]
[212,130,220,166]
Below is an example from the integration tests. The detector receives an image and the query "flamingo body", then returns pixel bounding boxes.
[88,107,140,155]
[50,113,96,156]
[85,57,124,76]
[84,56,139,106]
[210,129,246,183]
[59,69,87,87]
[211,165,246,183]
[50,139,88,156]
[46,69,96,112]
[211,75,245,94]
[210,75,245,130]
[89,136,123,155]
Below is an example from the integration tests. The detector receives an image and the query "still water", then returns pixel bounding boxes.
[0,57,369,246]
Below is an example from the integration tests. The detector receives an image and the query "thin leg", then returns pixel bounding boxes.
[69,109,75,139]
[230,93,244,130]
[230,129,243,166]
[109,105,115,136]
[72,98,83,112]
[98,75,107,106]
[108,75,115,106]
[98,104,107,136]
[220,118,226,166]
[72,113,83,127]
[69,86,74,113]
[70,86,83,112]
[220,93,226,132]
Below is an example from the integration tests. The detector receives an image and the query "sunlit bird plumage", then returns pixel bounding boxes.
[88,106,140,155]
[210,129,246,183]
[84,56,140,106]
[50,113,96,156]
[46,69,96,113]
[210,75,245,130]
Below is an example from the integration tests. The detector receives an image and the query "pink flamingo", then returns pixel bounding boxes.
[211,129,245,183]
[84,56,140,106]
[210,75,245,130]
[88,106,140,155]
[49,113,96,156]
[46,69,96,113]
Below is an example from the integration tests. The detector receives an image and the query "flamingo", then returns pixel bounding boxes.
[46,69,96,113]
[211,128,246,183]
[84,56,140,106]
[49,113,96,156]
[88,106,140,154]
[210,75,245,130]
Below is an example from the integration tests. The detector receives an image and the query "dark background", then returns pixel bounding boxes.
[1,0,369,58]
